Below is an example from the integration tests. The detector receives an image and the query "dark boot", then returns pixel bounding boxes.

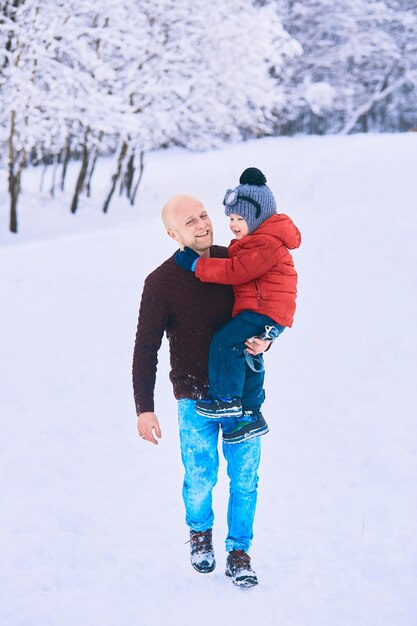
[189,529,216,573]
[225,550,258,587]
[222,408,268,444]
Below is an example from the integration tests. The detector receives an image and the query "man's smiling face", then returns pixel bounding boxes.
[163,195,213,256]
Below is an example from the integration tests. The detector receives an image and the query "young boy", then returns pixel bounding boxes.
[175,167,301,443]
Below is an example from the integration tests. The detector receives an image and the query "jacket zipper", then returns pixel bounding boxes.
[254,279,262,306]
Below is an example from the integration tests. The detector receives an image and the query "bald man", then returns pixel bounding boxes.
[132,195,268,587]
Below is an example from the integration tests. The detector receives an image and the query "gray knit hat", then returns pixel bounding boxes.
[223,167,277,234]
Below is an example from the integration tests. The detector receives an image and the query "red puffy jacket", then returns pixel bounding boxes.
[195,213,301,327]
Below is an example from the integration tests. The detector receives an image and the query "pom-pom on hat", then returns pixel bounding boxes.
[223,167,277,234]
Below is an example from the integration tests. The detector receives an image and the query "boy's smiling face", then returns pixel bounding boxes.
[229,213,249,240]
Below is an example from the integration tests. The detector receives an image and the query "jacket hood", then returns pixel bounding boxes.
[252,213,301,250]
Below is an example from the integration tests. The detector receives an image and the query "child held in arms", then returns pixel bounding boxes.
[175,168,301,443]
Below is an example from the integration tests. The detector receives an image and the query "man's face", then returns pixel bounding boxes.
[168,201,213,254]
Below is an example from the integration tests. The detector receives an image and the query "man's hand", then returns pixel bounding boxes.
[245,337,270,355]
[137,412,162,445]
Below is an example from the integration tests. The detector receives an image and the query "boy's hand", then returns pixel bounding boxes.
[175,247,200,272]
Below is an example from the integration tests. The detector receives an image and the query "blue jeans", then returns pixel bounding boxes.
[208,310,284,405]
[178,399,261,552]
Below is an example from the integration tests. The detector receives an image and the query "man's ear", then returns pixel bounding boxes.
[167,228,180,244]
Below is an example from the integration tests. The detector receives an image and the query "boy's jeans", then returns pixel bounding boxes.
[178,399,261,553]
[208,310,284,403]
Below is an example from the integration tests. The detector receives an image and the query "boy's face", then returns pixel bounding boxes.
[229,213,249,240]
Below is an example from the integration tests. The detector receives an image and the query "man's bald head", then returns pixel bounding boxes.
[161,194,213,256]
[161,195,204,230]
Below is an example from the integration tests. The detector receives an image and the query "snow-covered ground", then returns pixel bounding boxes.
[1,134,417,626]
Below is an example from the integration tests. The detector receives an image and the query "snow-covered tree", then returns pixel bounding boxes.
[273,0,417,133]
[1,0,416,234]
[0,0,300,231]
[98,0,301,210]
[0,0,130,228]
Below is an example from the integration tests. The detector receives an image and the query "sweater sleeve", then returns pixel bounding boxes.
[132,273,169,415]
[195,236,277,285]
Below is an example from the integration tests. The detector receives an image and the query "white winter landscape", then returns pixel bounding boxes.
[1,133,416,626]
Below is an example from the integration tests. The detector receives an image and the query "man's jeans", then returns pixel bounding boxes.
[178,399,261,552]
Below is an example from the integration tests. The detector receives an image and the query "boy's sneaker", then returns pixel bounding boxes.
[222,409,269,444]
[189,529,216,573]
[195,396,242,418]
[225,550,258,587]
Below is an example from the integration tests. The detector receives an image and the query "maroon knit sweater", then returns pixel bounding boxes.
[132,246,234,414]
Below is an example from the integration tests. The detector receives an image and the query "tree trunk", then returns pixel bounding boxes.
[70,139,90,214]
[123,152,135,199]
[86,132,102,197]
[39,162,48,192]
[130,151,145,206]
[50,154,59,198]
[9,180,18,234]
[102,142,128,213]
[4,2,31,233]
[86,151,98,198]
[61,142,71,192]
[7,109,19,234]
[8,151,26,234]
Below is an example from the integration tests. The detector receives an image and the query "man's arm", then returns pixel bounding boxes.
[132,273,168,444]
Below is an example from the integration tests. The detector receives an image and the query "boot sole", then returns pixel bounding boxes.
[195,407,243,418]
[225,569,258,587]
[191,560,216,574]
[222,425,269,444]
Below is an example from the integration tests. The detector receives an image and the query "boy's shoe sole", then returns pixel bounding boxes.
[222,423,269,444]
[196,406,243,418]
[195,398,243,418]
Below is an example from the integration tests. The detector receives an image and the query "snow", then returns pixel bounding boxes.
[304,81,336,115]
[1,133,417,625]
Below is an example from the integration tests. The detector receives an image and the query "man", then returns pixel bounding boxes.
[132,194,269,587]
